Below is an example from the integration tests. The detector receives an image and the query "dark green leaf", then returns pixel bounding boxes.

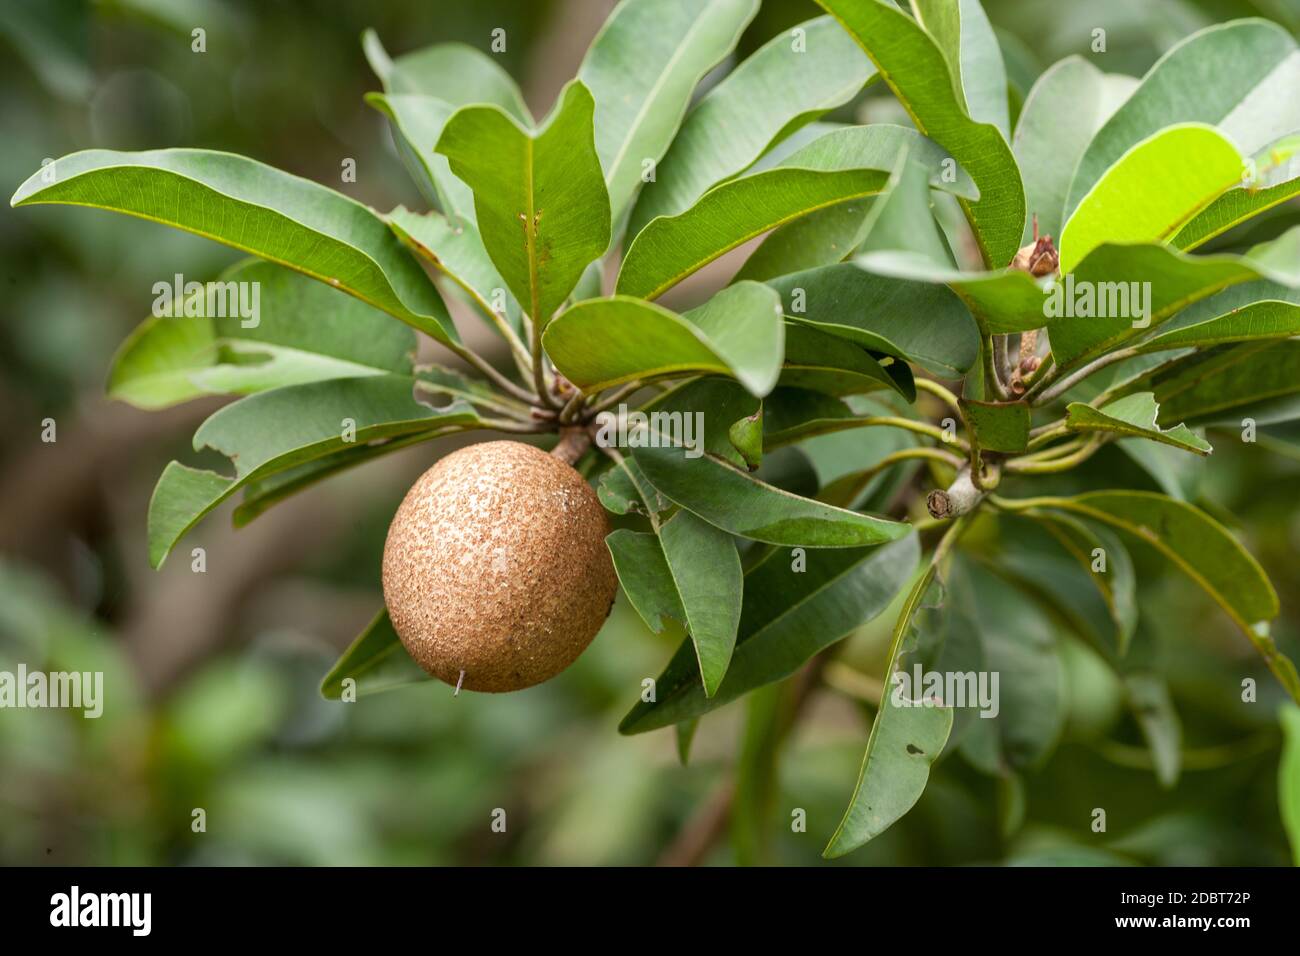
[779,324,914,400]
[320,609,428,700]
[1066,392,1211,455]
[608,510,743,696]
[617,124,975,299]
[634,442,911,547]
[955,560,1065,774]
[620,532,919,733]
[768,264,980,377]
[628,14,875,235]
[961,398,1029,453]
[10,149,459,344]
[823,534,955,857]
[1008,490,1296,699]
[579,0,758,225]
[1064,19,1300,221]
[544,282,785,396]
[815,0,1025,266]
[436,81,610,324]
[1012,55,1136,242]
[733,198,873,283]
[148,376,479,568]
[108,259,416,409]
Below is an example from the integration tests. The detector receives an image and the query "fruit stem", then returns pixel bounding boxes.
[550,426,591,465]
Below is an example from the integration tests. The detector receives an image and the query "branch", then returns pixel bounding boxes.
[926,466,983,519]
[446,341,540,406]
[1030,347,1139,406]
[913,378,963,418]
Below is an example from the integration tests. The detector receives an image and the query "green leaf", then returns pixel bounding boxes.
[733,198,874,283]
[362,31,531,121]
[147,376,479,568]
[1000,513,1136,658]
[852,250,1049,336]
[1116,438,1204,502]
[1066,392,1211,456]
[779,324,914,400]
[1172,140,1300,250]
[365,93,473,218]
[320,609,428,700]
[956,560,1065,774]
[616,124,976,299]
[435,81,610,325]
[1280,703,1300,866]
[579,0,758,226]
[1046,243,1281,368]
[1012,55,1136,243]
[1063,18,1300,220]
[10,149,459,344]
[597,458,671,517]
[824,533,956,857]
[1133,340,1300,427]
[1135,284,1300,353]
[815,0,1026,267]
[620,533,920,733]
[627,14,875,235]
[1059,124,1245,273]
[387,206,524,338]
[855,152,956,268]
[768,264,980,377]
[232,431,441,528]
[642,377,763,468]
[634,440,911,548]
[1008,490,1297,700]
[1124,674,1182,788]
[544,281,784,396]
[607,510,743,697]
[107,259,416,409]
[675,719,699,765]
[1244,223,1300,285]
[759,388,855,448]
[911,0,1009,137]
[961,398,1029,453]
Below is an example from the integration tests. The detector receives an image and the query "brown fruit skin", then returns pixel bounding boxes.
[382,440,616,692]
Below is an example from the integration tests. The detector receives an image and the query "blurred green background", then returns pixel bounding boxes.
[1,0,1298,866]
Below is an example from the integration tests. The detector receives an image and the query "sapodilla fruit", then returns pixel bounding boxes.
[382,440,617,692]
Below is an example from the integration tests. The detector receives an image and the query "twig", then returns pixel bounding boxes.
[530,322,560,410]
[913,378,963,418]
[446,341,540,406]
[587,380,647,415]
[1030,347,1139,406]
[477,417,551,435]
[1005,436,1105,474]
[982,335,1010,400]
[926,466,983,519]
[557,389,586,424]
[855,416,970,450]
[817,447,962,506]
